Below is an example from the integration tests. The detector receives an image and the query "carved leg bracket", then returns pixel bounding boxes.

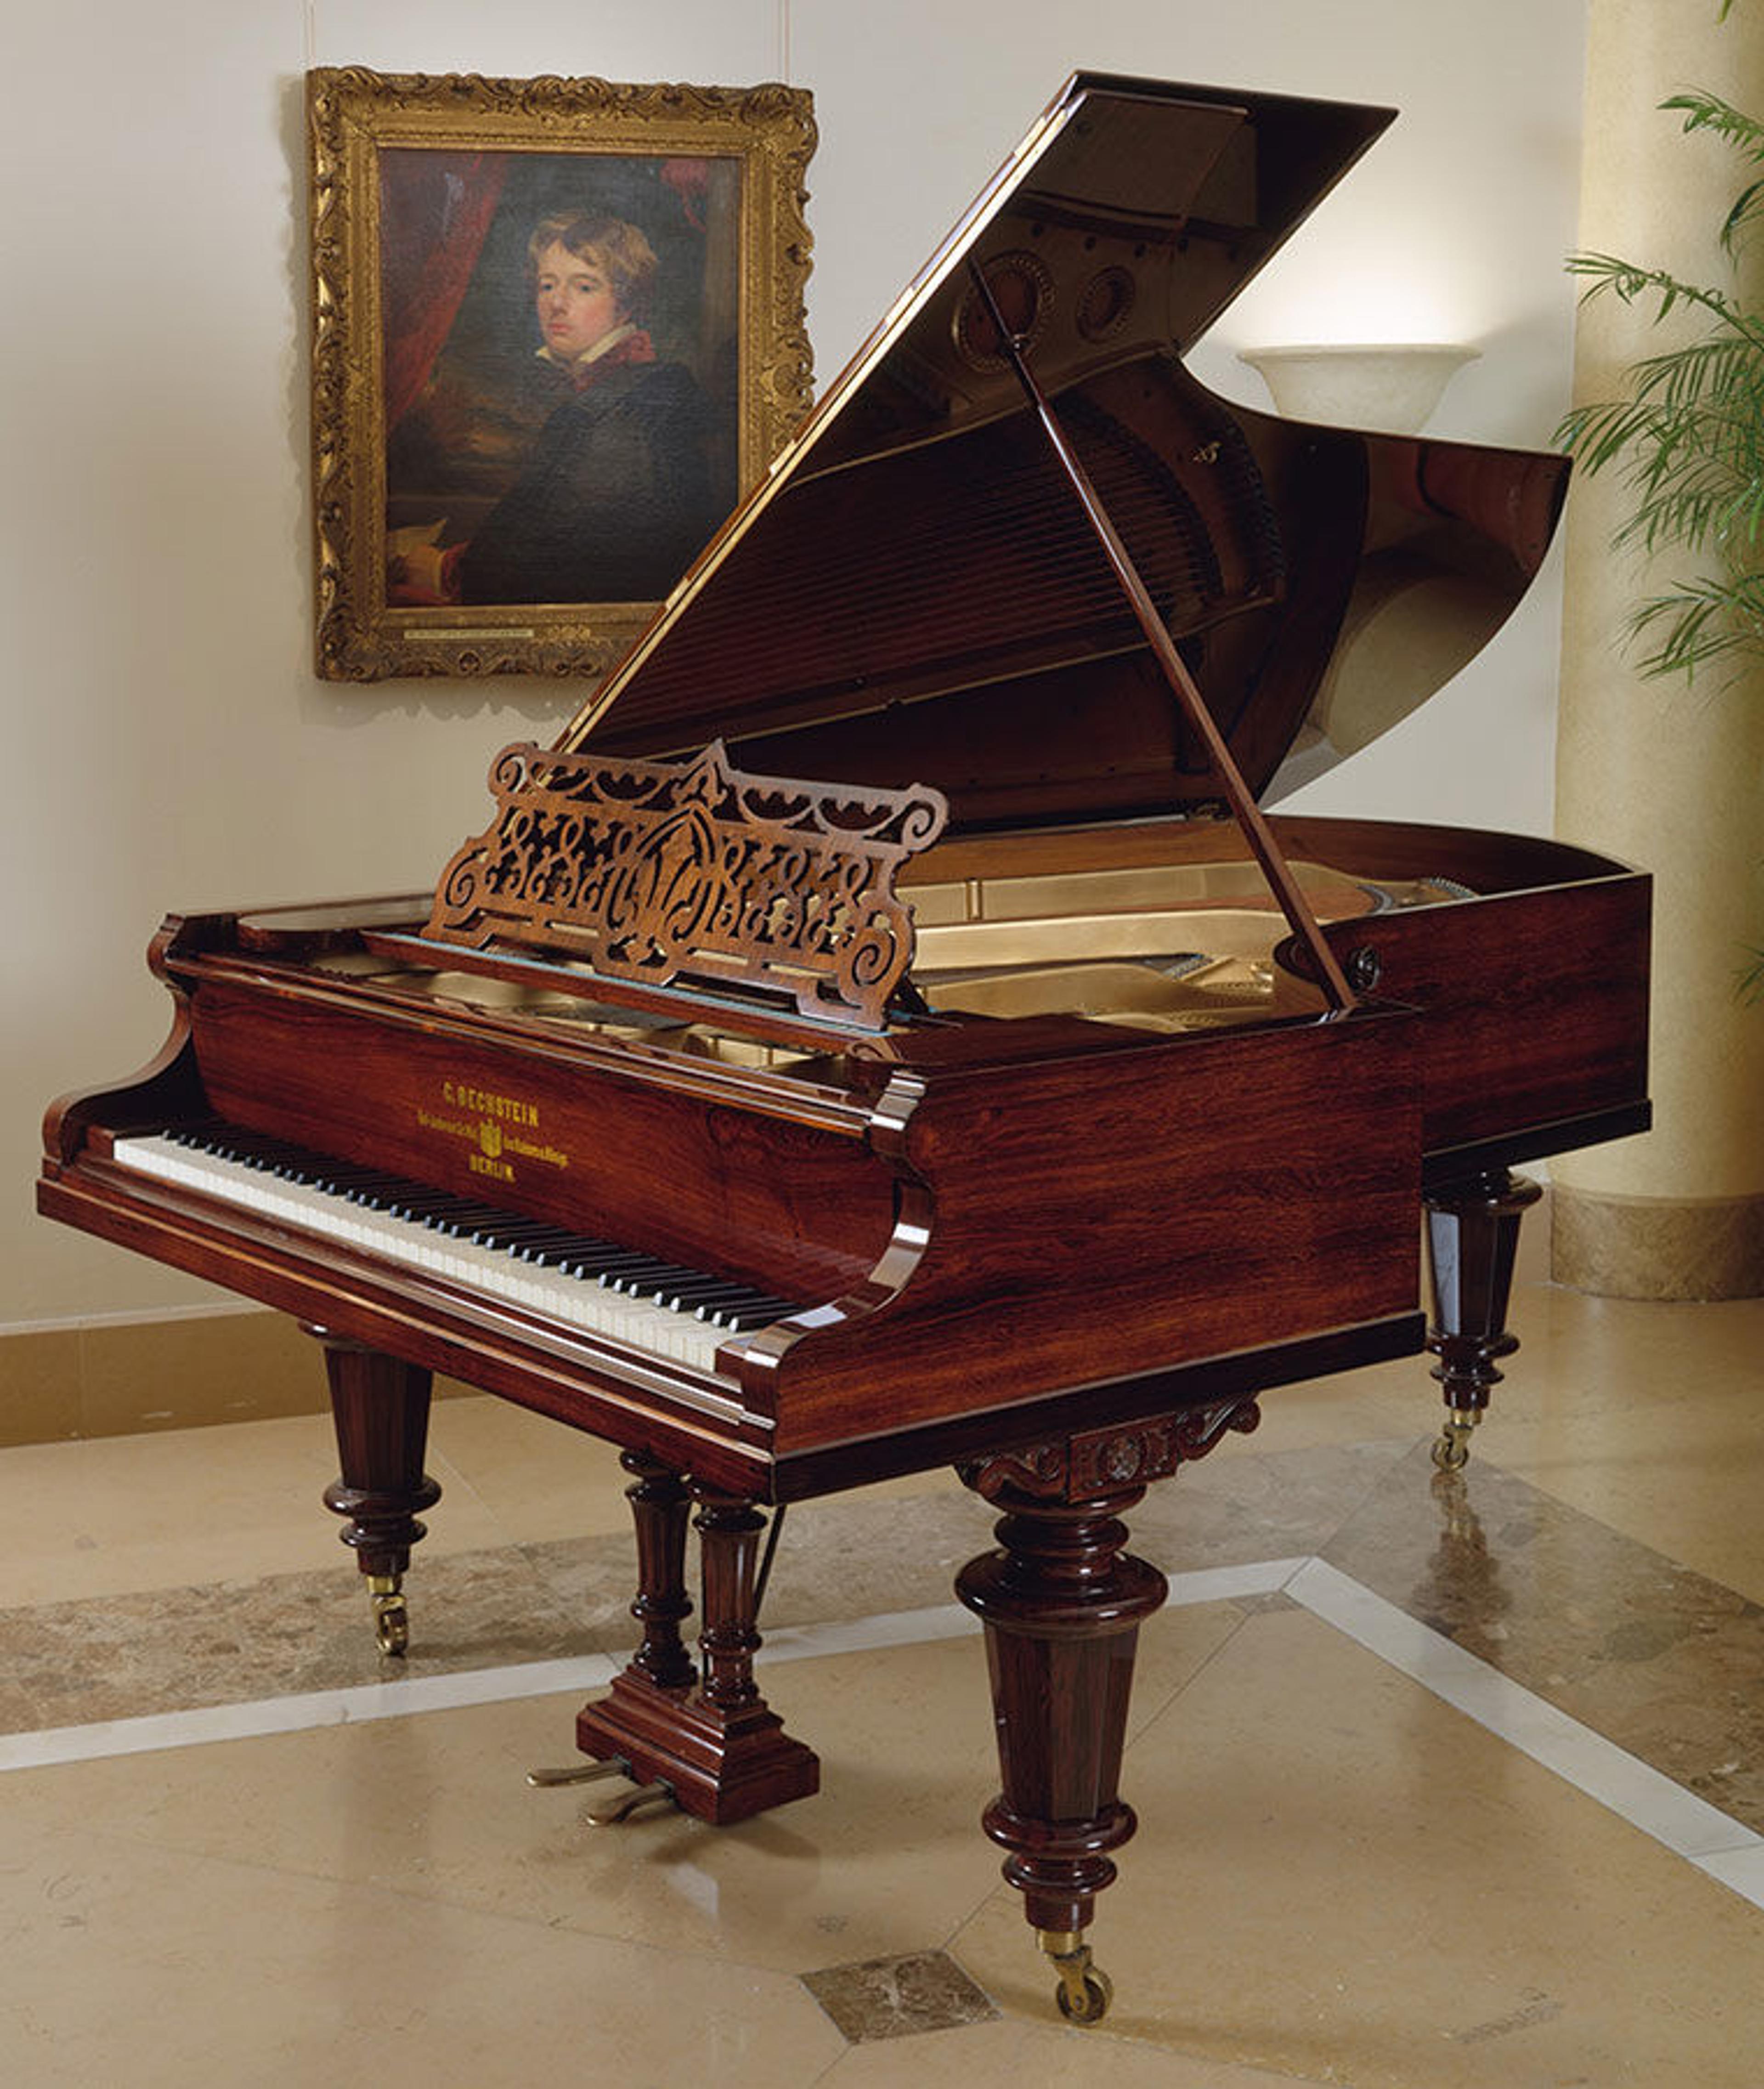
[1423,1170,1542,1469]
[310,1330,441,1656]
[575,1467,819,1825]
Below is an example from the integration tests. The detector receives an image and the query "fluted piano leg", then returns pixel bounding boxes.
[1423,1169,1543,1469]
[310,1330,441,1656]
[574,1469,819,1823]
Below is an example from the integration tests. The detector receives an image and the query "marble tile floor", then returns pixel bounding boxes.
[2,1278,1764,2085]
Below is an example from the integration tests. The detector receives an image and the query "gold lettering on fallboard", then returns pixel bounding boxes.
[418,1086,569,1178]
[440,1079,541,1127]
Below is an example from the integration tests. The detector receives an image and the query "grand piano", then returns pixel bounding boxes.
[38,74,1648,2025]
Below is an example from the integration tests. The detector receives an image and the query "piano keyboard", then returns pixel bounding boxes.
[112,1126,804,1373]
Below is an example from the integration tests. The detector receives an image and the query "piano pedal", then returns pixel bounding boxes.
[526,1756,678,1825]
[585,1778,676,1826]
[367,1575,409,1657]
[526,1758,629,1789]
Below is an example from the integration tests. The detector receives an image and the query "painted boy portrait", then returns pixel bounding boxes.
[379,149,741,610]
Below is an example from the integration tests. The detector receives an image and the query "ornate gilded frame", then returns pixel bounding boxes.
[308,68,816,681]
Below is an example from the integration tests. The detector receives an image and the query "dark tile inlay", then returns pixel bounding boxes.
[801,1949,997,2042]
[0,1540,615,1733]
[0,1498,999,1738]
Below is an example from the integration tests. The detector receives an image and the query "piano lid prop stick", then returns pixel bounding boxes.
[965,255,1359,1016]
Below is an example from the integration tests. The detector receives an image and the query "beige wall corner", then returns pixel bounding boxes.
[1554,0,1764,1296]
[0,1312,325,1448]
[0,1312,472,1449]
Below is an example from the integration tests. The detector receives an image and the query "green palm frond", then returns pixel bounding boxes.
[1556,79,1764,692]
[1659,88,1764,159]
[1658,81,1764,251]
[1564,253,1760,338]
[1630,571,1764,676]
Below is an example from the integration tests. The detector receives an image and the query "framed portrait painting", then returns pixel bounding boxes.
[308,69,817,680]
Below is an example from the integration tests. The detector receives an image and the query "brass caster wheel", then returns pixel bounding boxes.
[368,1577,409,1657]
[1055,1963,1114,2026]
[1041,1930,1114,2027]
[1431,1415,1476,1472]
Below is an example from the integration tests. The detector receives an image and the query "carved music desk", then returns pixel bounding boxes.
[39,73,1648,2025]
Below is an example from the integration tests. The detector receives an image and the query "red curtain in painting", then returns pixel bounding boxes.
[379,152,508,431]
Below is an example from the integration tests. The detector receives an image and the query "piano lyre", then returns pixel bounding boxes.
[39,72,1648,2024]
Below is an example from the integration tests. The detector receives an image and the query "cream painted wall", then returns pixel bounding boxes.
[3,0,1587,1332]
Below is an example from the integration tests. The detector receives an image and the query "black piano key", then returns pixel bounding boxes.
[519,1240,632,1274]
[566,1247,672,1282]
[429,1205,510,1238]
[346,1176,429,1206]
[498,1231,786,1322]
[565,1254,782,1327]
[461,1217,553,1248]
[656,1272,744,1301]
[703,1296,798,1331]
[514,1226,619,1256]
[611,1269,704,1300]
[382,1193,458,1220]
[513,1237,591,1264]
[657,1276,755,1311]
[609,1252,710,1287]
[461,1212,551,1236]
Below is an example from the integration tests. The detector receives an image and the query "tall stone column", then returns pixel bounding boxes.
[1554,0,1764,1298]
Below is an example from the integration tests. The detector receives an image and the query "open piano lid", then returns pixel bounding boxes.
[558,70,1569,832]
[422,74,1571,1038]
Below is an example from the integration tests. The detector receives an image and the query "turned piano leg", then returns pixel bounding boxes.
[310,1330,442,1655]
[620,1450,699,1693]
[554,1450,699,1817]
[956,1463,1169,2027]
[574,1467,819,1824]
[1423,1169,1543,1470]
